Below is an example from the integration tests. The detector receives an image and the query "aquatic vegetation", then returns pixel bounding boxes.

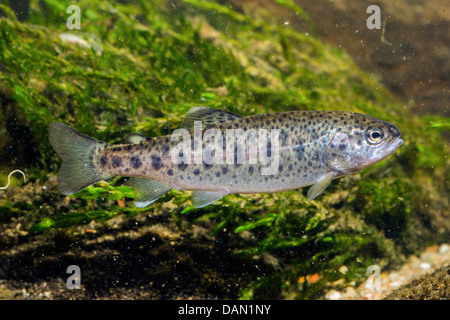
[0,0,448,299]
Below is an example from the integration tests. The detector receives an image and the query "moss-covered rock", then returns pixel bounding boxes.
[383,265,449,300]
[0,0,448,299]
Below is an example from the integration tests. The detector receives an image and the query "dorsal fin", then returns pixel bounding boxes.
[125,133,148,144]
[181,106,243,131]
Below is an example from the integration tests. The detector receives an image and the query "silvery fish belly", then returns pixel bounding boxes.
[49,106,403,208]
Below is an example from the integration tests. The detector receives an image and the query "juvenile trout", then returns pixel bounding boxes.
[49,106,403,207]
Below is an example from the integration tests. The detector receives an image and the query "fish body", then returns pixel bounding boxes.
[49,107,403,207]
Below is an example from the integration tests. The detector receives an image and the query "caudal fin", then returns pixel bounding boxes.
[49,122,112,195]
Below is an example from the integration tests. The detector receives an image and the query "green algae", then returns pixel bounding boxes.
[0,0,448,299]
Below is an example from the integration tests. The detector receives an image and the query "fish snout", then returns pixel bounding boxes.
[388,125,401,139]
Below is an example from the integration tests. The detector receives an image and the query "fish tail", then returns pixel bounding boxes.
[49,122,112,195]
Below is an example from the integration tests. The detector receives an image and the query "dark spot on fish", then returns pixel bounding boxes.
[221,167,228,175]
[288,164,293,171]
[130,156,142,169]
[278,164,283,172]
[193,168,200,176]
[112,156,122,168]
[161,144,170,156]
[178,162,188,171]
[339,144,347,151]
[294,145,304,160]
[151,154,162,170]
[248,166,254,175]
[100,156,108,166]
[280,129,288,146]
[312,151,320,162]
[215,172,221,177]
[203,163,212,170]
[168,169,174,176]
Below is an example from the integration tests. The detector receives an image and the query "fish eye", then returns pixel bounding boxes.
[366,128,384,144]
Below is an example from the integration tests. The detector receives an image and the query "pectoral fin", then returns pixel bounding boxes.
[191,190,230,208]
[307,171,335,201]
[128,177,172,208]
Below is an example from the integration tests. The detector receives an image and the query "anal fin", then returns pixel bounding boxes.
[191,190,230,208]
[307,171,335,201]
[128,177,172,208]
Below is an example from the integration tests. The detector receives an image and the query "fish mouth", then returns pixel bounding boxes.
[376,138,403,160]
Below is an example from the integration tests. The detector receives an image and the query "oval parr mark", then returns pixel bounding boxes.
[151,154,162,170]
[130,156,142,169]
[112,156,123,168]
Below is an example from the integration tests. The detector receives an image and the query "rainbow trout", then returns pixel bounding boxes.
[49,107,403,207]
